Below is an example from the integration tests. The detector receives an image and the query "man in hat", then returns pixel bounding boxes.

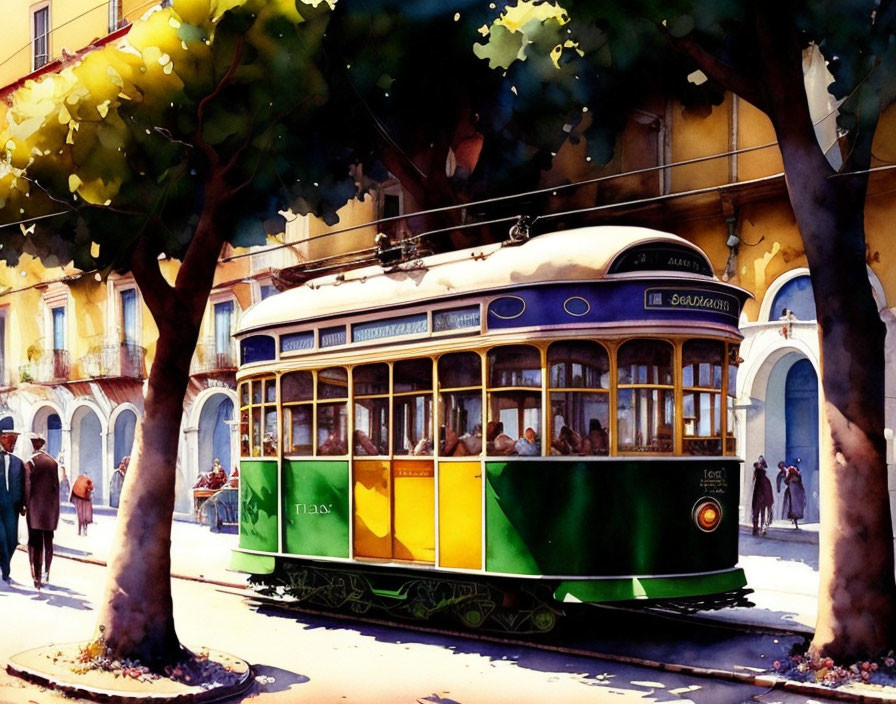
[0,428,25,585]
[25,435,59,589]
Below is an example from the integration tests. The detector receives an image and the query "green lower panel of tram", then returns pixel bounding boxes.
[485,459,740,578]
[238,460,279,553]
[282,460,350,557]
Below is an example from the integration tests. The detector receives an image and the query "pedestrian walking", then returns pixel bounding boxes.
[0,428,25,585]
[70,473,94,536]
[59,465,70,506]
[24,436,59,590]
[751,460,774,536]
[109,455,129,509]
[782,461,806,529]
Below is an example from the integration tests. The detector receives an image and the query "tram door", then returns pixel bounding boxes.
[352,359,436,563]
[352,461,435,562]
[785,359,819,522]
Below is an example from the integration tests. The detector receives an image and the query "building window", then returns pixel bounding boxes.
[120,288,137,345]
[51,306,65,350]
[213,300,234,365]
[32,5,50,70]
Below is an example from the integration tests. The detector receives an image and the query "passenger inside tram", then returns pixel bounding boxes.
[486,420,516,455]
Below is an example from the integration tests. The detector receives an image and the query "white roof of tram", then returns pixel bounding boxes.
[236,225,715,335]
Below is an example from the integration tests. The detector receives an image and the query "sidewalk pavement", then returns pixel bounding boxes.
[46,506,821,635]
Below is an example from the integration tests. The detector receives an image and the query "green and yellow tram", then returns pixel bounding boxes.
[230,225,750,631]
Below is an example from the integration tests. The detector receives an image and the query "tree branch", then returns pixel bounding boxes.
[131,233,175,325]
[195,34,246,170]
[661,27,769,113]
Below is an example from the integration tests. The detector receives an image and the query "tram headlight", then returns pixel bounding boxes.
[693,497,722,532]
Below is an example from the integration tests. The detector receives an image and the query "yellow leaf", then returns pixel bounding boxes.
[58,105,72,125]
[90,241,100,258]
[68,174,82,192]
[96,101,110,118]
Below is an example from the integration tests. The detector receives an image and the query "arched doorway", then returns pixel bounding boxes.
[197,394,234,479]
[785,359,819,522]
[31,405,63,460]
[72,406,104,505]
[113,409,137,466]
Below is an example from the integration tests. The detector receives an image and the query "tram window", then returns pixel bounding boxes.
[393,358,433,455]
[281,371,313,402]
[548,341,610,456]
[617,339,672,386]
[682,340,723,456]
[487,345,542,455]
[241,376,277,457]
[394,358,433,392]
[264,407,278,455]
[318,367,348,400]
[439,352,483,456]
[284,406,312,455]
[354,363,389,456]
[318,402,348,455]
[617,340,674,453]
[488,345,541,388]
[726,344,740,453]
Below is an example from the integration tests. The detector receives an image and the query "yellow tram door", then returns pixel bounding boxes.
[352,459,435,562]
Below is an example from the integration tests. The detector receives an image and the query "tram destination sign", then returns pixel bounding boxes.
[644,288,739,318]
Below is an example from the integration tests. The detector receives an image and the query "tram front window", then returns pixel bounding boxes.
[438,352,483,457]
[487,345,542,455]
[617,340,673,453]
[682,340,723,455]
[354,363,389,456]
[393,358,433,456]
[548,341,610,456]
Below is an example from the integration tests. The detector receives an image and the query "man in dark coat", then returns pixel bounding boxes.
[0,429,25,585]
[25,435,59,589]
[751,461,775,536]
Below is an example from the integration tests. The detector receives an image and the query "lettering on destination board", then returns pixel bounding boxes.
[644,288,738,318]
[352,313,428,343]
[320,327,346,348]
[699,468,727,495]
[609,245,713,276]
[280,332,314,353]
[295,503,334,515]
[433,306,480,332]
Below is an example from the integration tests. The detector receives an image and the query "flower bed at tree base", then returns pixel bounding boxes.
[772,648,896,691]
[6,642,253,703]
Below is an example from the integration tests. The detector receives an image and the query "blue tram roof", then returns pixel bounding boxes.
[236,226,735,336]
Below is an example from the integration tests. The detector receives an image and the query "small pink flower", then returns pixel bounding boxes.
[861,661,871,671]
[823,657,834,668]
[862,670,871,681]
[886,657,895,667]
[871,662,879,671]
[773,660,781,670]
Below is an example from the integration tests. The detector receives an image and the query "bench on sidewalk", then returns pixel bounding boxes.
[198,487,239,533]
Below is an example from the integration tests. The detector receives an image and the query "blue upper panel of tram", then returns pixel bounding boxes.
[486,280,741,330]
[240,278,745,365]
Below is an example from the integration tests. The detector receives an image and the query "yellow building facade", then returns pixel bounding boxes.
[1,4,894,529]
[0,1,381,515]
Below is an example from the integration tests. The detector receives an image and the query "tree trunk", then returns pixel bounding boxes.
[785,154,896,660]
[94,321,197,665]
[94,185,229,666]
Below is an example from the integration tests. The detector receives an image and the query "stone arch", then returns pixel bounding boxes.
[109,403,140,467]
[69,401,108,505]
[29,403,65,460]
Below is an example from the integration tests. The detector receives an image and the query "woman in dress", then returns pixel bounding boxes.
[70,473,94,536]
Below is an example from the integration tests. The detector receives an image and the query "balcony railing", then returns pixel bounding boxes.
[19,349,71,383]
[192,338,238,375]
[80,342,146,380]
